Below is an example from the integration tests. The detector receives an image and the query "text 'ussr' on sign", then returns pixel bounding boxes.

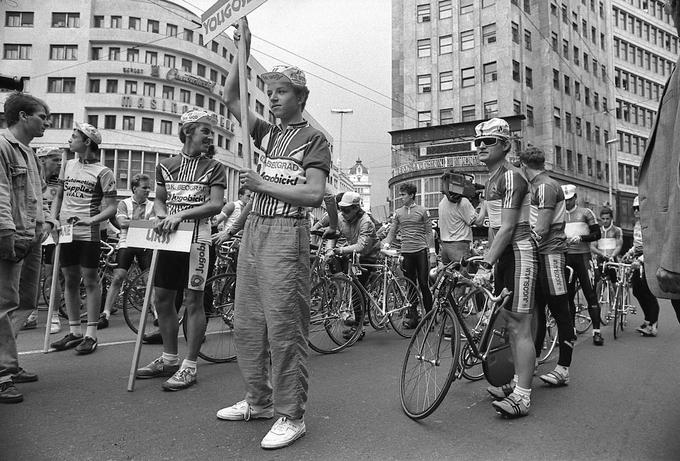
[201,0,268,43]
[126,220,194,253]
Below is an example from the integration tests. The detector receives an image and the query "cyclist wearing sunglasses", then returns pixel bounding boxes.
[472,118,538,419]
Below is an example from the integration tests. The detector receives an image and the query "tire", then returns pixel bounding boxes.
[537,309,558,365]
[308,275,365,354]
[613,286,622,339]
[365,274,388,330]
[597,280,614,326]
[123,269,156,334]
[400,307,460,420]
[573,286,593,333]
[387,276,422,338]
[183,273,237,363]
[460,342,484,381]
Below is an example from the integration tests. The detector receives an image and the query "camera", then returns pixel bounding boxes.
[0,75,25,92]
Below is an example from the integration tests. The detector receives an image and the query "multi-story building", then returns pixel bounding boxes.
[390,0,636,233]
[0,0,336,201]
[347,158,373,211]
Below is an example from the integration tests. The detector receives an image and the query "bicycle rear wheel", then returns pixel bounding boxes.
[123,269,156,334]
[387,276,423,338]
[537,309,558,365]
[597,280,614,326]
[573,286,593,333]
[365,274,388,330]
[400,307,460,420]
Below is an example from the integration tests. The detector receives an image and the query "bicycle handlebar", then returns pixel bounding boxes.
[100,240,115,258]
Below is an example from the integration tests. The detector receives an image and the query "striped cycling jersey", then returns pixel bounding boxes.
[59,159,116,242]
[116,197,154,248]
[156,152,226,243]
[250,118,331,217]
[565,206,598,254]
[484,161,531,242]
[528,170,567,254]
[389,203,432,253]
[597,224,622,257]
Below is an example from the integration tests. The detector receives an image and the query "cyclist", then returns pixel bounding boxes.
[215,187,251,235]
[473,118,538,418]
[622,196,660,336]
[437,173,477,265]
[591,207,623,294]
[562,185,603,346]
[50,123,117,355]
[519,147,575,387]
[382,183,436,328]
[98,173,154,329]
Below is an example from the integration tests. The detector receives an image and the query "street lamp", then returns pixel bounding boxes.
[605,138,618,209]
[331,108,353,169]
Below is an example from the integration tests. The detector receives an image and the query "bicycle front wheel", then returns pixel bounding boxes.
[597,280,614,326]
[613,286,622,339]
[400,307,460,420]
[365,274,388,330]
[123,269,156,334]
[387,276,423,338]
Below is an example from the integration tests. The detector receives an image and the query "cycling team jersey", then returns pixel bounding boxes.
[527,170,567,254]
[597,224,622,257]
[156,152,227,244]
[116,197,154,248]
[565,206,598,254]
[59,159,117,242]
[484,161,532,242]
[389,203,432,253]
[250,118,331,218]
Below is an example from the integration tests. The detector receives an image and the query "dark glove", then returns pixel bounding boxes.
[0,233,16,261]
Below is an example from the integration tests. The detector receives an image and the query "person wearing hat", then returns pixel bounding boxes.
[215,20,331,450]
[562,184,603,346]
[49,122,116,355]
[0,92,54,403]
[437,172,478,266]
[472,117,538,418]
[135,109,225,391]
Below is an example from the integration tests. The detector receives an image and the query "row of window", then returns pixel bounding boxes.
[552,69,609,111]
[614,68,662,103]
[617,129,649,156]
[616,98,657,130]
[553,108,610,145]
[416,0,526,23]
[614,6,679,54]
[554,145,608,180]
[613,37,674,77]
[552,1,606,25]
[5,11,79,28]
[618,162,640,187]
[416,100,502,128]
[619,0,674,26]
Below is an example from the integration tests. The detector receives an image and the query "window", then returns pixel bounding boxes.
[553,69,560,90]
[574,46,579,65]
[585,87,591,106]
[461,105,476,122]
[461,67,475,87]
[554,107,562,128]
[418,111,432,127]
[181,58,192,72]
[577,154,583,174]
[551,32,558,52]
[47,77,75,93]
[525,67,533,88]
[440,71,453,91]
[164,54,176,68]
[145,51,157,65]
[512,60,521,82]
[160,120,172,135]
[184,28,194,42]
[141,118,154,133]
[162,86,174,99]
[89,79,100,93]
[92,15,104,27]
[3,44,31,60]
[210,69,218,83]
[256,101,265,116]
[126,48,139,62]
[88,115,98,128]
[586,121,592,141]
[564,75,571,94]
[524,30,532,51]
[566,112,572,132]
[106,79,118,93]
[523,0,531,13]
[109,47,120,61]
[166,24,178,37]
[417,4,431,22]
[5,11,34,27]
[197,63,206,77]
[563,39,569,58]
[91,47,102,60]
[555,145,562,167]
[143,83,156,97]
[195,94,205,107]
[52,12,79,28]
[483,62,497,82]
[575,117,582,136]
[459,0,472,15]
[180,89,191,103]
[439,35,453,54]
[513,99,521,115]
[440,108,454,125]
[418,74,432,93]
[124,80,137,94]
[575,81,581,100]
[49,113,74,129]
[129,17,141,30]
[49,45,77,60]
[512,22,519,44]
[111,16,121,28]
[526,105,534,126]
[482,24,497,44]
[147,19,159,33]
[484,101,498,118]
[104,115,116,129]
[417,39,431,58]
[122,116,135,131]
[460,30,474,50]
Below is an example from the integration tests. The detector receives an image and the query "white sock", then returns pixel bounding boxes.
[593,329,601,335]
[555,365,569,376]
[180,359,197,371]
[162,352,179,365]
[513,385,531,403]
[511,374,519,387]
[69,322,82,336]
[85,323,97,338]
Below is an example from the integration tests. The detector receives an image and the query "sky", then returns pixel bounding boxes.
[187,0,393,210]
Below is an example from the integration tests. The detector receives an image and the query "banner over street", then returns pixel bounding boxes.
[201,0,268,43]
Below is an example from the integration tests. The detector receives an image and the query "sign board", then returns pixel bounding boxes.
[392,154,482,177]
[57,224,73,244]
[201,0,269,43]
[127,220,193,252]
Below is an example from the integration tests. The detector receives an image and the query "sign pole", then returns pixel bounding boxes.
[42,243,61,353]
[237,17,252,170]
[127,249,159,392]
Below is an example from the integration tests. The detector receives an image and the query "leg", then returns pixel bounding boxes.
[506,311,535,390]
[61,265,83,327]
[414,249,433,313]
[672,299,680,324]
[575,254,600,330]
[183,289,207,362]
[16,242,42,331]
[154,287,179,355]
[632,266,660,331]
[102,268,128,316]
[400,252,422,321]
[0,258,23,384]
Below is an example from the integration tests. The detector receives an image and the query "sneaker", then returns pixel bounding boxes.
[487,383,515,400]
[539,369,569,387]
[11,368,38,383]
[0,381,23,404]
[50,315,61,334]
[636,321,650,334]
[75,336,98,355]
[260,417,306,450]
[216,400,275,421]
[97,313,109,330]
[593,332,604,346]
[50,333,84,351]
[136,357,180,379]
[162,367,197,391]
[142,330,163,344]
[20,315,37,331]
[492,393,530,418]
[639,324,658,337]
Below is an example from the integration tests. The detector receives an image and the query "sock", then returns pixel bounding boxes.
[69,322,82,336]
[103,311,110,320]
[162,352,179,365]
[555,365,569,377]
[85,323,97,338]
[511,374,519,387]
[180,359,197,371]
[592,329,600,335]
[513,385,531,404]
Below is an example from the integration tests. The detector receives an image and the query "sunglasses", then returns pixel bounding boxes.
[474,137,501,148]
[339,206,354,213]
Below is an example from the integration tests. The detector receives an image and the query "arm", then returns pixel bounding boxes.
[215,202,235,226]
[241,167,327,208]
[0,155,16,236]
[533,208,554,241]
[224,19,258,132]
[612,230,623,258]
[483,207,521,265]
[324,191,338,232]
[161,185,225,232]
[590,240,606,258]
[473,200,487,227]
[50,183,64,226]
[228,200,252,235]
[337,218,374,255]
[115,200,130,230]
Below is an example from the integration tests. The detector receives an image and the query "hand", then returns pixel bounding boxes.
[212,230,232,246]
[74,217,95,227]
[382,242,390,250]
[473,266,492,286]
[568,235,581,244]
[239,169,264,193]
[322,227,339,239]
[159,214,183,233]
[657,267,680,294]
[325,248,335,258]
[232,18,251,50]
[0,233,16,261]
[39,222,53,243]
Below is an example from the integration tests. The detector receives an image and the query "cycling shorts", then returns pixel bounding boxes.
[154,242,209,292]
[42,244,56,265]
[494,238,538,314]
[538,252,568,297]
[59,241,101,269]
[116,247,152,272]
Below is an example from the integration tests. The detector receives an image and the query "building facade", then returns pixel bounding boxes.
[0,0,337,201]
[347,158,372,211]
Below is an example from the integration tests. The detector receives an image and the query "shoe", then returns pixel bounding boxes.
[20,315,37,331]
[11,368,38,383]
[162,367,197,391]
[97,313,109,330]
[260,417,306,449]
[50,315,61,334]
[639,324,658,337]
[487,383,514,400]
[142,331,163,344]
[50,333,84,351]
[136,357,180,379]
[636,321,650,334]
[75,336,98,355]
[216,400,275,421]
[492,393,530,418]
[539,370,569,387]
[342,327,364,341]
[593,332,604,346]
[0,381,23,404]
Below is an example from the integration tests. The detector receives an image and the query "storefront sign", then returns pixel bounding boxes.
[166,68,215,90]
[392,155,482,176]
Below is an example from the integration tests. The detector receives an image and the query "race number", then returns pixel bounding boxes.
[58,224,73,244]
